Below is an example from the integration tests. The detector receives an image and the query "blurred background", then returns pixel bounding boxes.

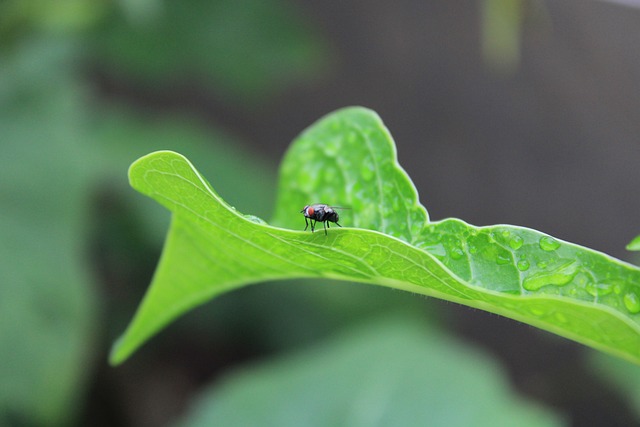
[2,0,640,426]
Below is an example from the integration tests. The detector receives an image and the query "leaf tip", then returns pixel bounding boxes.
[108,337,130,366]
[128,149,182,176]
[626,234,640,252]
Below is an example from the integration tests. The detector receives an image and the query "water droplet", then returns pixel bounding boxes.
[522,261,578,291]
[360,158,375,181]
[450,247,465,260]
[554,312,568,323]
[383,181,395,194]
[517,259,530,271]
[347,131,358,143]
[496,253,511,265]
[586,282,614,297]
[529,306,546,316]
[323,139,340,157]
[536,261,548,269]
[243,214,266,224]
[509,235,524,250]
[420,243,446,258]
[539,236,561,251]
[623,292,640,314]
[501,230,510,238]
[468,244,478,254]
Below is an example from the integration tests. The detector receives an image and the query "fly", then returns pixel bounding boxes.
[300,204,346,235]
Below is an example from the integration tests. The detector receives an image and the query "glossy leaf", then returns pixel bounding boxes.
[111,107,640,365]
[174,315,562,427]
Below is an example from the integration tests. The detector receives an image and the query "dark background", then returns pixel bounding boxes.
[2,0,640,426]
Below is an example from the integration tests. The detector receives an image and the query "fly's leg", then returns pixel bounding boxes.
[304,217,309,231]
[310,220,316,233]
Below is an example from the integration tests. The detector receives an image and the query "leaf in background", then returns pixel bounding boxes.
[174,315,563,427]
[111,107,640,365]
[627,235,640,252]
[589,352,640,422]
[0,0,109,43]
[0,39,97,426]
[94,0,328,103]
[481,0,525,73]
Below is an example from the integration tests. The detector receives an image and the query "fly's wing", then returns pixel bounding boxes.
[307,203,350,210]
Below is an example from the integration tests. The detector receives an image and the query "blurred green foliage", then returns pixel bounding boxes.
[0,0,108,42]
[92,0,329,103]
[481,0,524,73]
[175,315,563,427]
[0,0,324,424]
[590,352,640,420]
[0,38,96,426]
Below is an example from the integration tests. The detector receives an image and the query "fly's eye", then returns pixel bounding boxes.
[307,207,315,216]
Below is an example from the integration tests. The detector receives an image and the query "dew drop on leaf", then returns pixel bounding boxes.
[585,282,614,297]
[522,261,578,291]
[383,180,395,194]
[450,247,465,260]
[517,259,530,271]
[392,197,401,212]
[554,312,568,323]
[360,158,375,181]
[323,139,340,157]
[496,252,511,265]
[539,236,561,251]
[347,131,358,144]
[623,291,640,314]
[509,235,524,250]
[243,215,267,224]
[529,306,546,316]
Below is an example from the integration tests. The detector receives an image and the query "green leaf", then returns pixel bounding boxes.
[589,352,640,422]
[92,106,276,246]
[481,0,525,73]
[174,315,562,427]
[627,235,640,252]
[111,107,640,365]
